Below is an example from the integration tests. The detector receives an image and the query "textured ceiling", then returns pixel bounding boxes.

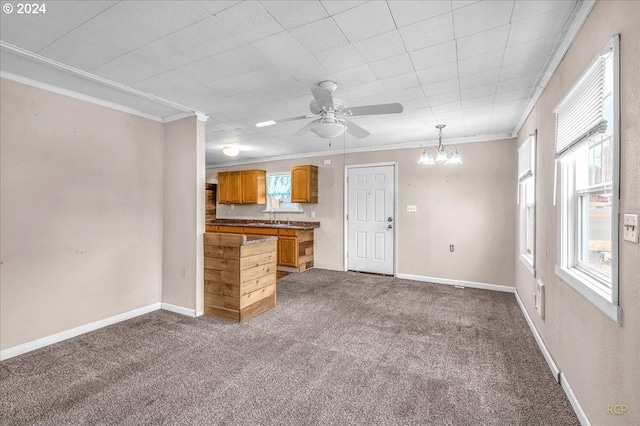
[0,0,588,166]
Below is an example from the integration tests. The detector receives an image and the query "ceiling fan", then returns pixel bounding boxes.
[256,81,404,139]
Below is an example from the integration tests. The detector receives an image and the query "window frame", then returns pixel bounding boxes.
[262,171,303,213]
[517,133,536,276]
[554,35,621,324]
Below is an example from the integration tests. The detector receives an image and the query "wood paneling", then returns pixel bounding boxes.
[204,233,277,322]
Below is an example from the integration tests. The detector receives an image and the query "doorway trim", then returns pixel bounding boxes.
[343,161,398,275]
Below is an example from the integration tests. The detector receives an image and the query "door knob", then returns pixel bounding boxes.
[388,224,393,229]
[388,217,393,222]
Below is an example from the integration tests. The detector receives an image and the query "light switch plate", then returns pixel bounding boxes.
[407,205,417,212]
[623,214,639,243]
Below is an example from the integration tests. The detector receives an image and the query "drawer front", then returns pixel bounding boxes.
[205,225,218,232]
[278,228,299,236]
[217,225,244,234]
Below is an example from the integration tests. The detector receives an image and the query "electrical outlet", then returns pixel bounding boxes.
[311,211,316,218]
[623,214,639,243]
[407,205,417,212]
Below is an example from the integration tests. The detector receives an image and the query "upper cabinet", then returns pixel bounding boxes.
[241,169,266,204]
[291,165,318,203]
[217,170,265,204]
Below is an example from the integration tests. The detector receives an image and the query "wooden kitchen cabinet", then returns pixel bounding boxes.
[217,170,265,204]
[211,224,316,271]
[278,236,298,267]
[217,172,230,204]
[241,170,266,204]
[278,228,314,271]
[291,165,318,203]
[217,172,241,204]
[228,172,242,203]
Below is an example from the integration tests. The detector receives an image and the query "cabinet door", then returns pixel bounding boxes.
[217,173,230,204]
[241,170,266,204]
[278,236,298,267]
[291,165,318,203]
[228,172,242,204]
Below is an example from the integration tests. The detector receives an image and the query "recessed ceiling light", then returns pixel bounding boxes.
[256,120,276,127]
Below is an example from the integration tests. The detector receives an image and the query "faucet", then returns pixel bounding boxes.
[270,211,276,223]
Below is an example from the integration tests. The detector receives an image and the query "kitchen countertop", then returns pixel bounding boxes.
[243,235,278,244]
[208,219,320,230]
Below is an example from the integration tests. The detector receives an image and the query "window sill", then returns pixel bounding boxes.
[519,254,535,276]
[555,265,621,325]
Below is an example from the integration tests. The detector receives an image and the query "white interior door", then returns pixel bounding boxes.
[347,165,395,274]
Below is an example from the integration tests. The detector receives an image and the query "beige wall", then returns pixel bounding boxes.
[514,1,640,424]
[208,137,517,287]
[0,78,164,350]
[162,116,205,313]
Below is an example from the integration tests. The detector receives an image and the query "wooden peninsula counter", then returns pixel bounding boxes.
[204,233,277,322]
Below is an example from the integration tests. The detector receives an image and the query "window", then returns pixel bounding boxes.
[265,172,301,212]
[555,35,620,323]
[518,133,536,275]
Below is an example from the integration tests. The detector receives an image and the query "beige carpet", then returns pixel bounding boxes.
[0,269,578,425]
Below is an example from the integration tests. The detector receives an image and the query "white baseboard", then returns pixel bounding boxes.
[560,372,591,426]
[0,302,162,361]
[161,302,196,317]
[396,273,515,293]
[513,289,560,381]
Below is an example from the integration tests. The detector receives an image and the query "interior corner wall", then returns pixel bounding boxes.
[207,137,516,288]
[0,78,164,351]
[514,1,640,424]
[162,116,204,313]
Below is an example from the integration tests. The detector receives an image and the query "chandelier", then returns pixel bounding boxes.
[418,124,462,165]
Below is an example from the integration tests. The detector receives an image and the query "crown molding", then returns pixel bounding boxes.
[0,41,207,123]
[1,71,167,122]
[205,133,513,168]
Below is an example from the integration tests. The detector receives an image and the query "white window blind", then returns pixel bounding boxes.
[517,134,534,181]
[554,43,612,156]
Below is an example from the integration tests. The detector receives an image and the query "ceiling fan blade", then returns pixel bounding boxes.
[343,103,404,116]
[342,118,370,139]
[293,119,321,137]
[310,87,334,109]
[256,115,314,127]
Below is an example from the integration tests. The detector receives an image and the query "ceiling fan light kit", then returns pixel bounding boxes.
[418,124,462,165]
[311,121,345,139]
[256,81,404,140]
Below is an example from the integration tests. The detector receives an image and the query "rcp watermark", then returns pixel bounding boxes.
[2,3,47,14]
[607,404,628,415]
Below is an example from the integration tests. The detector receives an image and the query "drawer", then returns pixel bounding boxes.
[217,225,244,234]
[278,228,299,236]
[205,225,218,232]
